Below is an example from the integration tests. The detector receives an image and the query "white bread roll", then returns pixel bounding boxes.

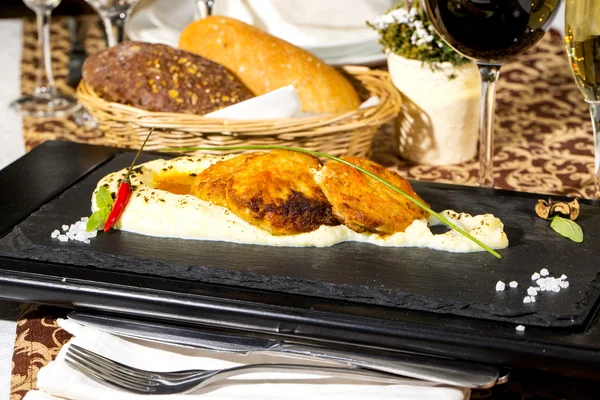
[178,16,361,114]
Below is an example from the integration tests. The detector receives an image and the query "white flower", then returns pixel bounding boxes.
[410,19,435,46]
[389,7,410,23]
[369,13,396,29]
[370,7,421,29]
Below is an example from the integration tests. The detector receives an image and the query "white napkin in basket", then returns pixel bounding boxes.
[203,85,302,120]
[24,319,469,400]
[203,85,379,120]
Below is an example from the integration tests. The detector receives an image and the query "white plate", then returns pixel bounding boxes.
[327,51,386,68]
[138,0,384,55]
[148,0,383,52]
[128,0,386,66]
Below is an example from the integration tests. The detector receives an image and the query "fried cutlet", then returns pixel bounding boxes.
[315,156,429,234]
[192,150,338,235]
[191,154,253,207]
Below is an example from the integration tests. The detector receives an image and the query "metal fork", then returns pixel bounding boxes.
[65,344,408,394]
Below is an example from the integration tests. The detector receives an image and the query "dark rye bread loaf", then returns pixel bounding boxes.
[82,42,254,114]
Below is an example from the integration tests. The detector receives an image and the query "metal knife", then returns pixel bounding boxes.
[67,18,88,88]
[68,312,505,389]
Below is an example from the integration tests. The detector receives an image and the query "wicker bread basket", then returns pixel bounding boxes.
[77,66,401,157]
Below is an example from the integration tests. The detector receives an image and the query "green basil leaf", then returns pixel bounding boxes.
[550,215,583,243]
[96,186,114,210]
[86,208,109,232]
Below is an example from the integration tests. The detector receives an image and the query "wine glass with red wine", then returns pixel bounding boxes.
[422,0,563,187]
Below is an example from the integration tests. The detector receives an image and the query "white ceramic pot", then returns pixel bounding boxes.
[387,53,481,165]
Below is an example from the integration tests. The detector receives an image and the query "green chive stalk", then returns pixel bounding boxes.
[162,145,502,259]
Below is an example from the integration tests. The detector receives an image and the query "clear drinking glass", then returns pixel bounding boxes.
[565,0,600,199]
[421,0,563,187]
[85,0,139,47]
[195,0,215,19]
[10,0,81,117]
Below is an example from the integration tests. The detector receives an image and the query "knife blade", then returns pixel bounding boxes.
[68,311,504,389]
[67,17,88,88]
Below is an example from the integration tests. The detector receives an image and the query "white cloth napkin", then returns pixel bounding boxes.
[144,0,393,49]
[204,85,302,120]
[214,0,391,48]
[268,0,394,29]
[24,319,469,400]
[203,85,379,120]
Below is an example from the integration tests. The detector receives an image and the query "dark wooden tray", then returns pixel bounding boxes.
[2,141,600,377]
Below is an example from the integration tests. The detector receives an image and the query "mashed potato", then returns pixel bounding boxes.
[92,156,509,252]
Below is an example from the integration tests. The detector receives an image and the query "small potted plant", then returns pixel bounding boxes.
[369,0,481,165]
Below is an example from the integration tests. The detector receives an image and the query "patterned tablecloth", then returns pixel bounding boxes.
[8,15,600,400]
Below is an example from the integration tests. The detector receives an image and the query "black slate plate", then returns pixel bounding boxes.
[2,151,600,328]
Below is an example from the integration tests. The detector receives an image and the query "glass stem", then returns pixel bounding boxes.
[588,102,600,199]
[100,9,132,47]
[195,0,215,19]
[476,63,501,188]
[34,9,56,97]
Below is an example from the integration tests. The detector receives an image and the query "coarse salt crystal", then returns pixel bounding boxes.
[531,272,541,280]
[523,296,532,303]
[536,277,568,293]
[559,274,568,280]
[509,281,518,288]
[495,281,506,291]
[516,325,525,332]
[527,287,538,296]
[51,218,97,244]
[540,268,550,276]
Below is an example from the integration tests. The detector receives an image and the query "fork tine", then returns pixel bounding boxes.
[65,353,156,390]
[66,346,160,390]
[66,348,156,385]
[69,345,157,380]
[69,345,201,382]
[65,354,158,393]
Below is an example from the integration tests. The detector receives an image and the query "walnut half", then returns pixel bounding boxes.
[535,198,580,220]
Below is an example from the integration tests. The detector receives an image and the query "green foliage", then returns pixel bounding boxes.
[367,1,469,77]
[550,215,583,243]
[87,186,114,232]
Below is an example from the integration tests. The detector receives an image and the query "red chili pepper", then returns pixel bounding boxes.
[104,181,131,232]
[103,128,154,232]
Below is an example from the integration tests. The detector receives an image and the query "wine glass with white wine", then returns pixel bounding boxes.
[10,0,81,117]
[565,0,600,199]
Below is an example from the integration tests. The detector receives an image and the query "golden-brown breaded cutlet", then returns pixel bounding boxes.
[191,154,254,207]
[224,150,338,235]
[191,151,338,235]
[315,156,429,234]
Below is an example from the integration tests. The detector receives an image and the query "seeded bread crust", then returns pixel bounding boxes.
[82,41,254,115]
